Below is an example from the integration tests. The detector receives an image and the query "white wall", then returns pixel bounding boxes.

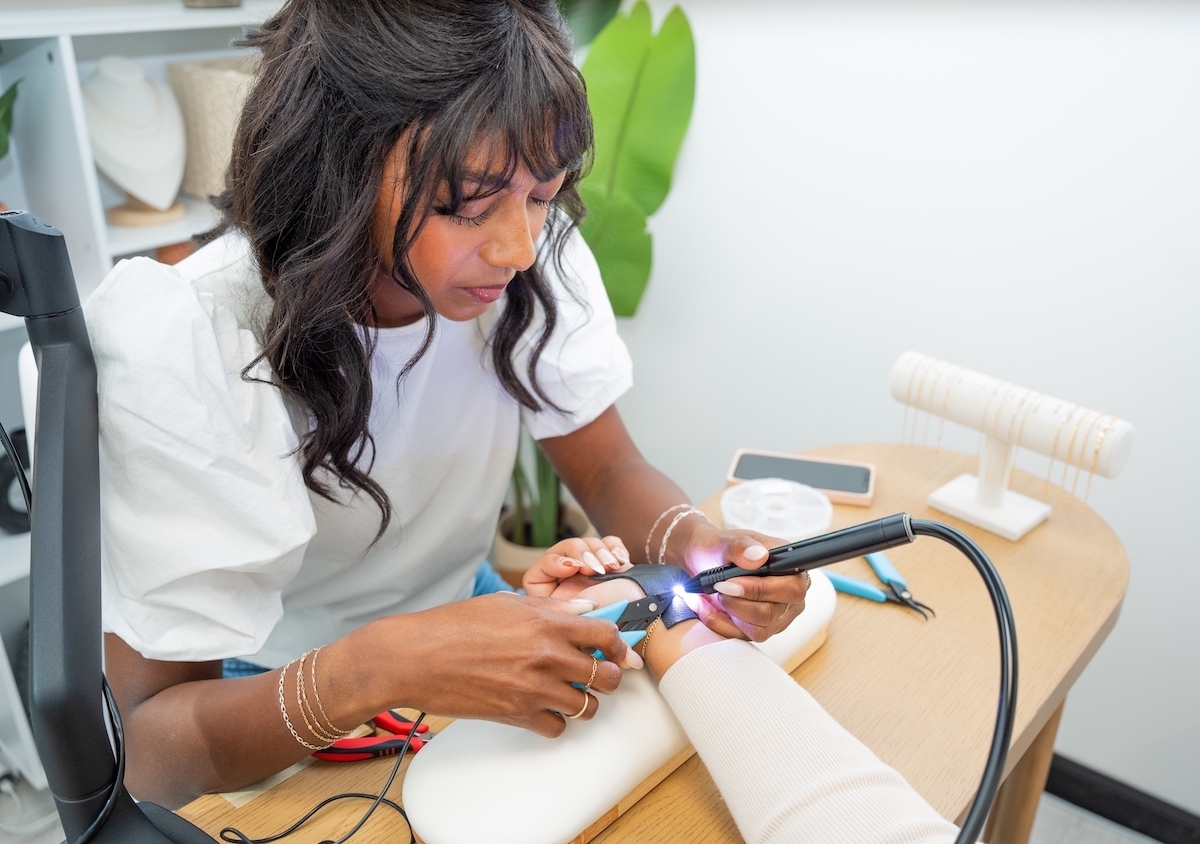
[617,0,1200,814]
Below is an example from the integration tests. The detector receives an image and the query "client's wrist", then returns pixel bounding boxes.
[643,618,725,680]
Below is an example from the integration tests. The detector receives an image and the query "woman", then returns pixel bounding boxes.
[88,0,808,808]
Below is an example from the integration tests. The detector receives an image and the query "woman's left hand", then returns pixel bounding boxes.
[678,522,809,643]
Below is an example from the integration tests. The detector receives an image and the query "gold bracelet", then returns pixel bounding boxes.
[296,651,341,747]
[278,661,324,751]
[639,617,661,661]
[299,650,352,744]
[1081,416,1117,508]
[1066,412,1104,513]
[309,646,353,739]
[933,365,962,453]
[1057,409,1097,501]
[1044,404,1079,499]
[910,358,940,447]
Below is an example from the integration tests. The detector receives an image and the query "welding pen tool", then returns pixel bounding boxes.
[681,513,916,594]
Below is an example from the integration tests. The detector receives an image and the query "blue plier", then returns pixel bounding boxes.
[826,552,935,619]
[575,592,673,681]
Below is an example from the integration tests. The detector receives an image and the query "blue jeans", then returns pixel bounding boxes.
[221,561,514,678]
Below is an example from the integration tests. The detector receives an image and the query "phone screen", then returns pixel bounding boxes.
[733,454,872,494]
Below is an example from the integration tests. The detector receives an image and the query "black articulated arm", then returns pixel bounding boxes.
[0,211,213,844]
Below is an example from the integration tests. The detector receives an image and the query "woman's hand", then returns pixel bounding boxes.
[365,592,640,737]
[522,535,632,597]
[677,521,809,643]
[567,578,726,681]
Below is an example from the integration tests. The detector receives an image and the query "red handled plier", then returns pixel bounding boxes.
[312,710,432,762]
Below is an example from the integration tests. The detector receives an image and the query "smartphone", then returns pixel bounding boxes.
[726,449,876,507]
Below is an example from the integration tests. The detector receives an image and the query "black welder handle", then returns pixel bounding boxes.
[683,513,915,594]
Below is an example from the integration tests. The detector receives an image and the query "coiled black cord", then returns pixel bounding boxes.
[909,519,1018,844]
[1,419,126,844]
[219,713,424,844]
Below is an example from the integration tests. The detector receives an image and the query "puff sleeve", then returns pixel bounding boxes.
[86,257,316,662]
[512,228,634,440]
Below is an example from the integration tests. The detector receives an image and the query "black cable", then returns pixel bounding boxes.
[72,678,126,844]
[0,418,127,844]
[0,420,31,512]
[219,713,425,844]
[909,519,1018,844]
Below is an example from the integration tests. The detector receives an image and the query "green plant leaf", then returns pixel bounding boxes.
[579,183,652,316]
[511,447,530,546]
[0,80,20,162]
[582,3,695,217]
[531,443,561,547]
[558,0,621,47]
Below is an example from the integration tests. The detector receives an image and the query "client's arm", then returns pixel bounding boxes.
[645,620,960,844]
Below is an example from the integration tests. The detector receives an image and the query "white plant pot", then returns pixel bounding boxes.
[490,503,595,589]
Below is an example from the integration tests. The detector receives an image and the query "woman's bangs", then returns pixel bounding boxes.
[436,46,591,199]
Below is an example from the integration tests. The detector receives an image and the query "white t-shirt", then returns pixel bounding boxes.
[85,229,632,666]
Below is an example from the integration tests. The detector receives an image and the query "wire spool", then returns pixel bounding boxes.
[721,478,833,542]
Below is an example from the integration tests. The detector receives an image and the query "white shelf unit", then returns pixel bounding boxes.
[0,0,282,310]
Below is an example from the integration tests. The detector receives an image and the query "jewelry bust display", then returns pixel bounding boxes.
[82,56,186,225]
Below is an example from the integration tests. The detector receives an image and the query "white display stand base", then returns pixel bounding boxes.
[403,572,837,844]
[927,473,1051,541]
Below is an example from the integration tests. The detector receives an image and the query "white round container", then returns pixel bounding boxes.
[720,478,833,542]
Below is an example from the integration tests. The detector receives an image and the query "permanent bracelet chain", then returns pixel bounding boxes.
[644,504,693,563]
[645,503,709,564]
[639,617,661,661]
[309,646,353,738]
[279,647,353,751]
[657,507,708,564]
[278,661,325,751]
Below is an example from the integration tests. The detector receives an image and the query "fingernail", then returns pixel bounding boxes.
[597,547,617,567]
[714,581,744,597]
[743,545,768,562]
[612,545,631,564]
[582,551,605,575]
[623,649,644,669]
[569,598,597,609]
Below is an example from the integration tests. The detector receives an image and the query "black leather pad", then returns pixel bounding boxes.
[589,564,699,628]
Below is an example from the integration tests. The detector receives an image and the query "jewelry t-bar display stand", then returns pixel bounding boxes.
[890,352,1134,541]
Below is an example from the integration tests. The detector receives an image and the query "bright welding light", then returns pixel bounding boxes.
[672,584,687,597]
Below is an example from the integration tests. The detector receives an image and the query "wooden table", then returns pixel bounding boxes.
[179,444,1128,844]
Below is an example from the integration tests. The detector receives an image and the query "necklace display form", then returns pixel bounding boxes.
[82,56,186,224]
[891,351,1133,540]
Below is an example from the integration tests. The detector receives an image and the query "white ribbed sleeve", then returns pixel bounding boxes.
[658,640,960,844]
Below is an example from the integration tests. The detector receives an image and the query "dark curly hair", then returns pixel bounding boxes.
[212,0,593,540]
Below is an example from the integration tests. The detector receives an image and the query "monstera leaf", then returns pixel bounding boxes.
[558,0,621,46]
[578,3,694,316]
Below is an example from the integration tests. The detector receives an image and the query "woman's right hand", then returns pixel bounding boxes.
[362,592,639,737]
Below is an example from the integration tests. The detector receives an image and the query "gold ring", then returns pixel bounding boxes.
[584,656,598,693]
[802,571,812,588]
[565,689,591,720]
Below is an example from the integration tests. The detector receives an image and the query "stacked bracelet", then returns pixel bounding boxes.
[279,647,353,751]
[644,504,692,563]
[645,504,709,565]
[278,662,325,751]
[309,647,353,738]
[657,507,707,564]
